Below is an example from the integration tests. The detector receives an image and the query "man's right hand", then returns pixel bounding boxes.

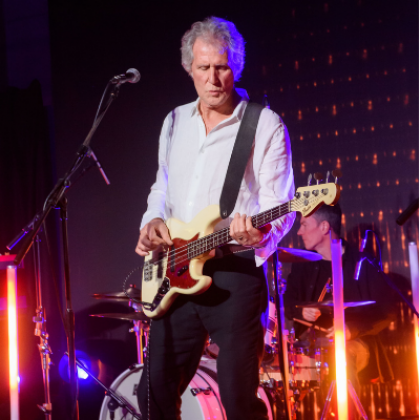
[302,307,321,322]
[135,218,173,257]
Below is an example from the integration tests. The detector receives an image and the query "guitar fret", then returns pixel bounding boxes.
[184,202,291,262]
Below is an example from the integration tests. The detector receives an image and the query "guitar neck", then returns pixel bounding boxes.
[186,201,291,259]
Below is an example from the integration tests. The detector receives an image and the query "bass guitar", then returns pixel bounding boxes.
[141,180,340,318]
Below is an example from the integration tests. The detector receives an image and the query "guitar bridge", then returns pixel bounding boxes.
[143,278,170,312]
[158,278,170,295]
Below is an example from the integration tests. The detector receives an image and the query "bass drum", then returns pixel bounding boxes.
[99,357,273,420]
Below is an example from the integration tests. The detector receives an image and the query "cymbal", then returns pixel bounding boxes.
[90,312,149,322]
[92,286,141,301]
[297,300,375,309]
[276,247,323,263]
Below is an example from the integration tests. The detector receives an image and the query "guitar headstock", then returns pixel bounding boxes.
[291,180,341,217]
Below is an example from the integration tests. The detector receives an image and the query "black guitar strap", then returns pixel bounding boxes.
[219,102,264,219]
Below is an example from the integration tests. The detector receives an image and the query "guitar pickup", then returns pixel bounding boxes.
[177,265,189,276]
[170,245,176,273]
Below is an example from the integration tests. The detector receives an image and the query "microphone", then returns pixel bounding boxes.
[354,230,368,280]
[111,68,141,84]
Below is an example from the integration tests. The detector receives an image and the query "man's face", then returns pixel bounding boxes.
[297,215,325,251]
[190,37,235,110]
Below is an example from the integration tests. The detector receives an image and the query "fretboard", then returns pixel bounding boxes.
[185,201,291,260]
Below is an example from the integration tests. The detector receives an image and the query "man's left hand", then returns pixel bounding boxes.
[229,213,270,248]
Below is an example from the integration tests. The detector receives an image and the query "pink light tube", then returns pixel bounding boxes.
[408,242,419,385]
[7,265,19,420]
[330,237,348,420]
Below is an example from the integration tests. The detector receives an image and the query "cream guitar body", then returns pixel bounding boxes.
[142,205,222,318]
[141,182,340,319]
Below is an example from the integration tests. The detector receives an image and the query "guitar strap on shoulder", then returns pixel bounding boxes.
[219,102,264,219]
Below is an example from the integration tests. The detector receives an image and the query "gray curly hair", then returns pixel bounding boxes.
[181,17,246,82]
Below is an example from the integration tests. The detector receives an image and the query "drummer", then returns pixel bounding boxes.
[284,203,396,393]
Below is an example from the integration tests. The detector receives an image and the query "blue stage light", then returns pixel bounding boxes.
[58,350,92,383]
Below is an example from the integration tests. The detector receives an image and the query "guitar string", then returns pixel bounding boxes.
[145,203,292,272]
[146,188,329,269]
[159,204,289,266]
[147,204,291,269]
[145,203,291,270]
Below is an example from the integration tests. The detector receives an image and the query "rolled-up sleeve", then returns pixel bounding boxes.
[254,113,295,266]
[140,114,171,229]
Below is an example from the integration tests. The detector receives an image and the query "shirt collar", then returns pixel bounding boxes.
[190,88,250,121]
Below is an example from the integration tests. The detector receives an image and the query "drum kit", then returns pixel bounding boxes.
[89,247,373,420]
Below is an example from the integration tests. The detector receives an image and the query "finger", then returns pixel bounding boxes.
[139,235,153,250]
[148,229,169,248]
[238,214,248,241]
[245,216,256,233]
[231,213,247,241]
[135,239,149,256]
[229,213,240,237]
[157,225,173,246]
[135,248,149,257]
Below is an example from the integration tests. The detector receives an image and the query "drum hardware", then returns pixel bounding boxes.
[276,247,323,264]
[190,386,212,396]
[92,285,142,302]
[320,380,368,420]
[259,247,326,419]
[268,251,293,420]
[90,286,149,365]
[7,229,53,419]
[90,312,149,322]
[297,300,376,309]
[205,337,220,359]
[292,318,329,332]
[263,297,279,365]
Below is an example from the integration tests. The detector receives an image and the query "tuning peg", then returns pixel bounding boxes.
[262,94,270,109]
[307,173,313,186]
[326,170,331,183]
[331,169,342,184]
[314,172,323,185]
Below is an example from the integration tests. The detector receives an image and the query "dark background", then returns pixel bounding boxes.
[0,0,418,419]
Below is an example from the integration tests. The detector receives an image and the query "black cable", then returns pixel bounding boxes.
[122,266,143,303]
[93,81,112,124]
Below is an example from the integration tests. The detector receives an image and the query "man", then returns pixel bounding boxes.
[284,204,395,394]
[135,17,295,420]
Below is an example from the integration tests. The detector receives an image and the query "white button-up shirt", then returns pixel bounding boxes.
[141,89,295,266]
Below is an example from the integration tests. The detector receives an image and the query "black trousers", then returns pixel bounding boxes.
[137,250,269,420]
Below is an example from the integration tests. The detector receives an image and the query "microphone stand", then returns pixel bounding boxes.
[10,80,120,420]
[70,355,142,420]
[361,255,419,318]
